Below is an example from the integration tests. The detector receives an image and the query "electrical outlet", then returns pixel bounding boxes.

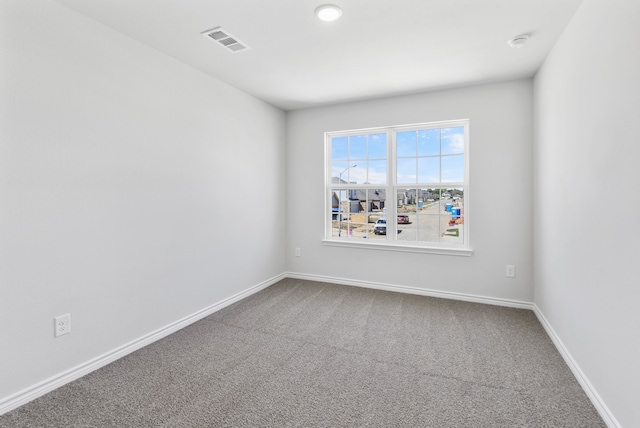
[506,265,516,278]
[54,313,71,337]
[295,247,301,257]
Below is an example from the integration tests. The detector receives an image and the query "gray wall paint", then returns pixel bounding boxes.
[286,80,534,303]
[533,0,640,426]
[0,0,286,400]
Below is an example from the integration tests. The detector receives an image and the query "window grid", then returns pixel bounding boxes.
[326,120,468,249]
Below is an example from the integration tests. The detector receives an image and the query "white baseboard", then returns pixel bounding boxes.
[285,272,534,310]
[2,272,618,428]
[0,273,286,416]
[533,305,620,428]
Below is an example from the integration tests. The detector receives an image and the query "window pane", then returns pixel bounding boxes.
[367,189,387,240]
[442,223,464,245]
[418,129,439,156]
[345,189,368,239]
[396,131,416,157]
[367,188,386,213]
[448,187,464,245]
[417,157,440,183]
[450,187,464,207]
[332,161,348,184]
[441,155,464,182]
[347,164,363,184]
[368,133,387,158]
[349,135,367,160]
[367,160,387,184]
[415,188,444,243]
[397,158,416,184]
[427,188,440,202]
[438,187,464,244]
[415,188,433,213]
[397,189,416,242]
[331,188,347,238]
[441,127,464,155]
[331,136,348,160]
[396,188,416,214]
[416,215,443,243]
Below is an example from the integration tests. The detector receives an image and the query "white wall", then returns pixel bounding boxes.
[0,0,286,403]
[287,80,534,303]
[533,0,640,426]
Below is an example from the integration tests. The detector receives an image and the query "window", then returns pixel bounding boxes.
[325,120,470,254]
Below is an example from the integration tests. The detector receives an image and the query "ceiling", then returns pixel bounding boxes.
[52,0,583,111]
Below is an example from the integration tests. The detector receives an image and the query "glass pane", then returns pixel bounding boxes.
[441,127,464,155]
[397,188,416,242]
[332,161,348,184]
[441,155,464,182]
[417,157,440,183]
[397,188,417,215]
[368,133,387,159]
[349,135,367,160]
[331,136,348,160]
[347,189,368,239]
[367,188,386,215]
[396,131,416,157]
[450,187,464,208]
[367,160,387,184]
[416,215,443,243]
[347,164,363,184]
[396,158,416,184]
[447,187,464,244]
[416,188,432,211]
[397,224,416,241]
[419,189,440,212]
[368,188,387,240]
[331,188,347,238]
[424,188,441,209]
[442,223,464,245]
[418,129,439,156]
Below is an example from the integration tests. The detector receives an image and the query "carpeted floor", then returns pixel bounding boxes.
[0,278,606,427]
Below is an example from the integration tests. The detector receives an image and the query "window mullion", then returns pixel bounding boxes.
[387,130,397,239]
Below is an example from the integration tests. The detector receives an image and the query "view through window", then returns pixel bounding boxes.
[326,120,468,249]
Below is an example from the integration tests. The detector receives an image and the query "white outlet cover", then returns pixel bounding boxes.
[54,313,71,337]
[506,265,516,278]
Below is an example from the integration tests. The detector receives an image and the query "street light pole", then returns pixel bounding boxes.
[338,163,357,237]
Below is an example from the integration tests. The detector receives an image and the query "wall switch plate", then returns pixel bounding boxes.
[54,313,71,337]
[506,265,516,278]
[295,247,301,257]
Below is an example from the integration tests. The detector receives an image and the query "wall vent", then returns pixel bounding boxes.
[202,27,250,53]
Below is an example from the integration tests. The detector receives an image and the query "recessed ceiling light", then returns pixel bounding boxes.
[315,4,342,22]
[508,35,529,49]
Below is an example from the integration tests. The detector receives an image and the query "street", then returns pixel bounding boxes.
[331,199,464,245]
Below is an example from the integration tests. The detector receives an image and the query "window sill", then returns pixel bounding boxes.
[321,239,473,257]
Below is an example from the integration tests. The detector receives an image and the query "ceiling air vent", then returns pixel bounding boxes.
[202,27,250,53]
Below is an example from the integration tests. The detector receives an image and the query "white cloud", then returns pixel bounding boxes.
[443,133,464,153]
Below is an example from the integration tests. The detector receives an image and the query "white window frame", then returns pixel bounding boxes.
[323,120,472,256]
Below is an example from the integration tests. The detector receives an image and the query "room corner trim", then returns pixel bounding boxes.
[0,272,287,416]
[533,305,620,428]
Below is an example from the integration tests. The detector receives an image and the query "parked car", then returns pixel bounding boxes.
[373,218,387,235]
[397,214,410,224]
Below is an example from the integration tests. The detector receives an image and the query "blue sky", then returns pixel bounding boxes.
[331,126,464,184]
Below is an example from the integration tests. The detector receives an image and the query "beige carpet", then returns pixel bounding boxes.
[0,278,606,427]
